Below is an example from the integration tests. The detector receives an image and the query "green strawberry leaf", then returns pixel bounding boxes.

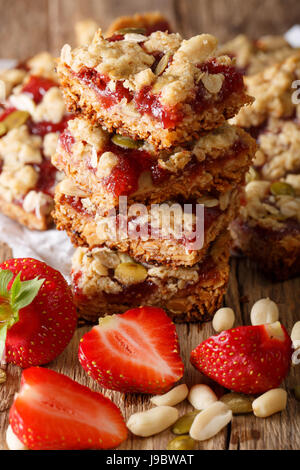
[11,276,45,313]
[0,324,8,362]
[0,270,13,297]
[0,270,45,359]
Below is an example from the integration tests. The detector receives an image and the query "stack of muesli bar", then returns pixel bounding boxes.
[53,26,255,322]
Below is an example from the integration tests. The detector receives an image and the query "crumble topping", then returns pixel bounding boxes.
[0,69,27,98]
[0,165,38,202]
[61,30,237,107]
[219,34,298,76]
[43,132,59,159]
[0,125,42,167]
[256,118,300,180]
[232,55,300,128]
[26,52,58,81]
[10,86,65,124]
[241,178,300,226]
[23,190,53,218]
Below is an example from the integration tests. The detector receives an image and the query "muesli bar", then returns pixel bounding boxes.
[71,231,231,322]
[52,117,255,213]
[58,30,253,149]
[54,178,240,267]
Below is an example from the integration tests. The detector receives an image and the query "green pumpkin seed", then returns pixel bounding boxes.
[245,167,260,183]
[0,122,7,137]
[0,369,6,384]
[3,110,30,131]
[111,134,143,149]
[155,52,172,76]
[270,181,295,197]
[172,411,199,435]
[115,27,147,36]
[167,435,196,451]
[220,393,254,414]
[294,385,300,401]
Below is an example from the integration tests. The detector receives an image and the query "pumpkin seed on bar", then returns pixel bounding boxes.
[155,52,172,76]
[3,110,30,131]
[115,27,147,35]
[172,411,199,435]
[220,392,254,414]
[270,181,295,197]
[0,122,7,137]
[111,134,143,149]
[167,435,196,451]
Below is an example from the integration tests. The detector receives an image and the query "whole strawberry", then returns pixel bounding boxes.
[0,258,77,367]
[79,306,184,394]
[190,322,292,394]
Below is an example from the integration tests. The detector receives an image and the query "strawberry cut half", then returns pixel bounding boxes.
[190,322,292,394]
[78,306,184,394]
[9,367,128,450]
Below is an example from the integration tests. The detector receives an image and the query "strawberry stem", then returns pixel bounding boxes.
[0,269,45,361]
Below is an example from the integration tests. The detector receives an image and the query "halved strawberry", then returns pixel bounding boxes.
[0,258,77,367]
[190,322,292,394]
[78,306,184,394]
[9,367,128,450]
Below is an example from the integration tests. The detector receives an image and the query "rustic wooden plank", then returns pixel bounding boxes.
[175,0,300,40]
[0,242,299,450]
[0,0,49,60]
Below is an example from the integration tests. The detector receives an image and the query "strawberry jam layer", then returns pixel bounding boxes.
[35,160,57,197]
[104,280,157,304]
[21,75,57,104]
[60,195,88,215]
[28,115,72,137]
[60,125,246,199]
[75,58,244,128]
[101,141,170,197]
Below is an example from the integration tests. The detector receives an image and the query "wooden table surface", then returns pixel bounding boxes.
[0,0,300,451]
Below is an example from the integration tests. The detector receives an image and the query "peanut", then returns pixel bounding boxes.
[189,401,232,441]
[114,262,147,285]
[150,384,188,407]
[250,298,279,326]
[188,384,218,410]
[252,389,287,418]
[127,406,179,437]
[291,321,300,349]
[6,425,28,450]
[212,307,235,332]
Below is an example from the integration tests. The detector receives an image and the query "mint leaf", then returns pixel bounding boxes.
[12,276,45,313]
[0,270,13,297]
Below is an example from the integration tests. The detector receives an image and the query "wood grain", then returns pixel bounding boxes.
[0,243,299,450]
[0,0,300,451]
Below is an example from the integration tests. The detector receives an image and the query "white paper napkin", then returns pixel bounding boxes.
[0,213,74,281]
